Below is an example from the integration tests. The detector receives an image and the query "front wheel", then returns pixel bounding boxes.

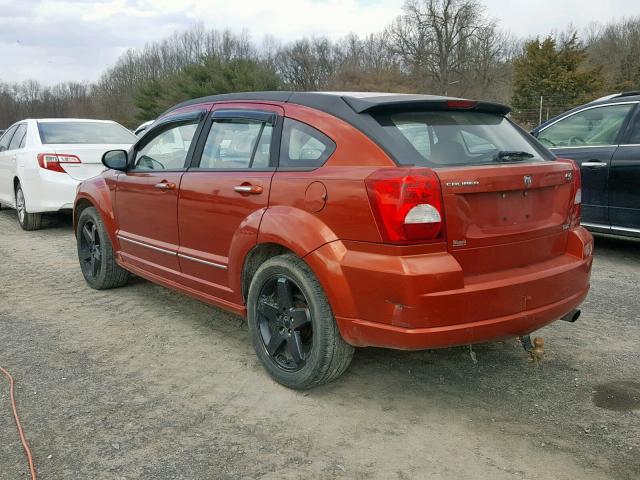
[247,254,354,389]
[15,183,42,231]
[77,207,129,290]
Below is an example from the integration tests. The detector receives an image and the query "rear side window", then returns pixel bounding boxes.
[38,121,137,144]
[0,125,18,151]
[375,111,549,167]
[279,118,335,169]
[9,124,27,150]
[537,104,634,148]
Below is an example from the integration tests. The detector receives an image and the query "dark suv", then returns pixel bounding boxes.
[531,92,640,237]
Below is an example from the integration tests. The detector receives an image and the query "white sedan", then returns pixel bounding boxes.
[0,118,136,230]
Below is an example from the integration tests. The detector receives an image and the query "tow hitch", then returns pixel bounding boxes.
[518,309,581,362]
[519,335,545,362]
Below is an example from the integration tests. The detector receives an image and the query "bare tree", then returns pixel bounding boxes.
[585,16,640,90]
[390,0,496,94]
[275,37,339,90]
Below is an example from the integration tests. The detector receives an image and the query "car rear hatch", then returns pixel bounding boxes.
[360,95,580,275]
[436,161,576,275]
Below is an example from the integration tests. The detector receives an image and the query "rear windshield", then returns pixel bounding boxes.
[374,111,552,167]
[38,121,137,144]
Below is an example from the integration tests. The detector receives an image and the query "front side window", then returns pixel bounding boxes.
[279,118,335,168]
[0,125,18,151]
[133,122,198,171]
[377,111,547,167]
[627,116,640,144]
[38,121,137,144]
[538,104,634,148]
[198,118,272,170]
[8,124,27,150]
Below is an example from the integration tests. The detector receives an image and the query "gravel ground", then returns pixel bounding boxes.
[0,208,639,480]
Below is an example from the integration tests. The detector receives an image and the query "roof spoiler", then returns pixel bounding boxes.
[342,94,511,116]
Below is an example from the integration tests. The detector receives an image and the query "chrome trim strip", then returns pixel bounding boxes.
[549,145,617,150]
[581,222,609,230]
[117,235,176,256]
[581,223,640,235]
[611,225,640,234]
[178,253,227,270]
[538,101,639,133]
[618,144,640,147]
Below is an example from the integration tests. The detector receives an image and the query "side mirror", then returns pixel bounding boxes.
[102,150,128,171]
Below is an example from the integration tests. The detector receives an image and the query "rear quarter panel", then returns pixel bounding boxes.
[259,104,394,250]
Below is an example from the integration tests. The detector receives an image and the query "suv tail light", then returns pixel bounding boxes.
[37,153,81,173]
[365,168,445,244]
[558,158,581,228]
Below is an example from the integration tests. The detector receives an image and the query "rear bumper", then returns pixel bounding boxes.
[335,286,588,350]
[305,227,593,350]
[20,169,78,213]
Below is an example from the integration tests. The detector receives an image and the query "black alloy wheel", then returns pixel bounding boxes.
[256,275,313,371]
[78,219,102,280]
[76,207,128,290]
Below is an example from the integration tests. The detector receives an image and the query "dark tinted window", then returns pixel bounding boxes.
[279,118,335,168]
[198,118,273,169]
[0,125,18,151]
[9,124,27,150]
[628,116,640,144]
[38,121,136,144]
[375,111,547,166]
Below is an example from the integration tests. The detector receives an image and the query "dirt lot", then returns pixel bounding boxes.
[1,208,639,480]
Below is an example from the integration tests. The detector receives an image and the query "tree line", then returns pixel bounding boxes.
[1,0,638,129]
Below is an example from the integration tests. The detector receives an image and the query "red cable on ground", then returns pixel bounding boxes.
[0,366,37,480]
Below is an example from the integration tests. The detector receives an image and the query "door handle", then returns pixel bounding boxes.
[234,184,263,194]
[581,161,607,168]
[154,182,176,191]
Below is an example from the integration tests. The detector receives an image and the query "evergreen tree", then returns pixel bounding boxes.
[135,56,282,120]
[511,33,603,126]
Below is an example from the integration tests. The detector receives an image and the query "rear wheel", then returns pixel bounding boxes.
[77,207,129,289]
[15,183,42,231]
[247,254,354,389]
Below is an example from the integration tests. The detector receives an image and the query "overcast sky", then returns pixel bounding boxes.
[0,0,637,85]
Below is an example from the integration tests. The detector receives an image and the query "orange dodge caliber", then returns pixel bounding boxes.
[74,92,593,389]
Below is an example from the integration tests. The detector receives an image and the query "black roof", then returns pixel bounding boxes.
[163,91,511,117]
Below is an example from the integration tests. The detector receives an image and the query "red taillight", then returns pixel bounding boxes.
[557,159,582,227]
[365,168,445,244]
[37,153,81,173]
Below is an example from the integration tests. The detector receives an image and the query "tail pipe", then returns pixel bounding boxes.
[560,309,581,323]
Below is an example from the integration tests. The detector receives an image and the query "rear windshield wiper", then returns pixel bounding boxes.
[492,151,535,162]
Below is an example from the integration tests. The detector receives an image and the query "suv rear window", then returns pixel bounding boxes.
[38,121,136,144]
[375,111,551,167]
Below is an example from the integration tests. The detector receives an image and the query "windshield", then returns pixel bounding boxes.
[38,121,137,144]
[375,111,552,167]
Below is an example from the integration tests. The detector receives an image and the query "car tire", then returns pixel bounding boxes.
[247,253,354,389]
[77,206,129,290]
[15,183,42,231]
